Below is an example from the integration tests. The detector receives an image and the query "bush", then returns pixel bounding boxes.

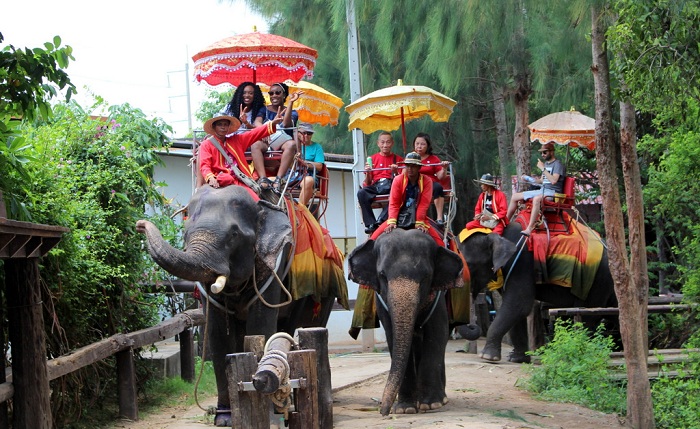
[5,100,179,427]
[524,319,626,415]
[651,334,700,429]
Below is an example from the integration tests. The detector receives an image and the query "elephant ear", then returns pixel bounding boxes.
[255,200,293,274]
[432,247,465,291]
[347,240,380,291]
[489,234,517,272]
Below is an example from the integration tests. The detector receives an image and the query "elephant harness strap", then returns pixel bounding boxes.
[374,290,443,329]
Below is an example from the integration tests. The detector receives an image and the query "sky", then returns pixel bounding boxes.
[1,0,269,137]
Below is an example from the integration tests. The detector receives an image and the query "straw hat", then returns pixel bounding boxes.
[403,151,423,166]
[203,112,241,135]
[473,173,497,188]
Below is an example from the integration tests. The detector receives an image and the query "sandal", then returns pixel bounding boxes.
[272,176,282,193]
[257,177,273,190]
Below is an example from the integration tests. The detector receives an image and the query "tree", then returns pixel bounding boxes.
[591,3,654,426]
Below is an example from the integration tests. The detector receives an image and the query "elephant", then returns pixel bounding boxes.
[457,221,616,363]
[136,185,345,426]
[347,228,464,416]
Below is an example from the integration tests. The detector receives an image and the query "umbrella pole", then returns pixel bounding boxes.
[401,107,407,155]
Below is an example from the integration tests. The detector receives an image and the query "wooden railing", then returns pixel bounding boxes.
[0,308,204,423]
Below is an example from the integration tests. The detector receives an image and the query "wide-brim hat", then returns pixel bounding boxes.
[474,173,497,187]
[203,113,241,136]
[538,142,556,153]
[403,151,423,166]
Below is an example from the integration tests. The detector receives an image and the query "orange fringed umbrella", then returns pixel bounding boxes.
[192,30,318,87]
[528,110,596,150]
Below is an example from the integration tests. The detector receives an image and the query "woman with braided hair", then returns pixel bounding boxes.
[224,82,267,133]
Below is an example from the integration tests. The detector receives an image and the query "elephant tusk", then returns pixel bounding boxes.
[210,275,227,294]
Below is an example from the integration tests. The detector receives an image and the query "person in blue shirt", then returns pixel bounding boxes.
[249,82,302,192]
[296,123,325,206]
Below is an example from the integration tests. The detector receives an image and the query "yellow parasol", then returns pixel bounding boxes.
[261,80,344,126]
[529,109,596,150]
[345,80,457,152]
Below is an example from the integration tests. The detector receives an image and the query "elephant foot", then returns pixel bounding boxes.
[507,350,531,363]
[418,396,448,412]
[214,408,231,427]
[479,349,502,362]
[393,400,419,414]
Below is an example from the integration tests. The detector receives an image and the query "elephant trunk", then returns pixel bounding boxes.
[379,278,420,416]
[136,220,226,281]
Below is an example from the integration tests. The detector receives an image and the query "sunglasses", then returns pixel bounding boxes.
[268,90,284,96]
[299,131,314,136]
[540,150,550,154]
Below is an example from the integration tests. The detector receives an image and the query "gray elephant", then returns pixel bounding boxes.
[457,221,616,363]
[136,185,345,426]
[347,228,464,416]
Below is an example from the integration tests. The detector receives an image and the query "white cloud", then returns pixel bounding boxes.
[1,0,268,137]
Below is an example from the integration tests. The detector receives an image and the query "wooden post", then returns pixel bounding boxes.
[0,279,9,429]
[244,335,266,361]
[297,328,332,429]
[179,328,194,383]
[227,352,268,429]
[527,300,545,351]
[5,259,51,429]
[287,350,319,429]
[116,349,138,421]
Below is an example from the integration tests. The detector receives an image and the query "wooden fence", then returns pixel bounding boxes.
[1,308,204,427]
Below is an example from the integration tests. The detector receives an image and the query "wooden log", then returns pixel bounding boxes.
[287,350,319,429]
[227,353,268,429]
[5,259,51,429]
[244,335,266,361]
[179,328,194,383]
[297,328,332,429]
[47,309,203,380]
[116,349,138,421]
[548,304,694,318]
[253,336,294,394]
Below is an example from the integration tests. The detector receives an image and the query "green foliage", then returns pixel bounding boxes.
[0,32,76,122]
[609,0,700,115]
[8,99,177,426]
[195,89,233,126]
[651,334,700,429]
[0,32,77,219]
[524,319,626,414]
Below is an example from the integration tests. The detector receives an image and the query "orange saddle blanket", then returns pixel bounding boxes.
[516,212,604,301]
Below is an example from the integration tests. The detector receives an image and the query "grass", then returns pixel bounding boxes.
[66,358,218,429]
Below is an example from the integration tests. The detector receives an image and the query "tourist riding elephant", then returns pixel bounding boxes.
[457,222,616,363]
[348,228,463,416]
[136,185,345,426]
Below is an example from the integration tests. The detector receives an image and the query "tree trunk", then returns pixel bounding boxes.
[492,82,513,199]
[591,5,655,428]
[513,83,531,181]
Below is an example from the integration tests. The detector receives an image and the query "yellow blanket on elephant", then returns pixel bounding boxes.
[285,199,349,309]
[349,234,470,332]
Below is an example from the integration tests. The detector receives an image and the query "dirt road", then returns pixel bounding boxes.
[108,339,623,429]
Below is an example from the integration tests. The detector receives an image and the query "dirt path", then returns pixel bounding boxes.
[108,340,623,429]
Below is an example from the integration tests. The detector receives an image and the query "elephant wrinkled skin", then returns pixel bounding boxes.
[136,185,340,426]
[348,229,464,416]
[457,222,616,363]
